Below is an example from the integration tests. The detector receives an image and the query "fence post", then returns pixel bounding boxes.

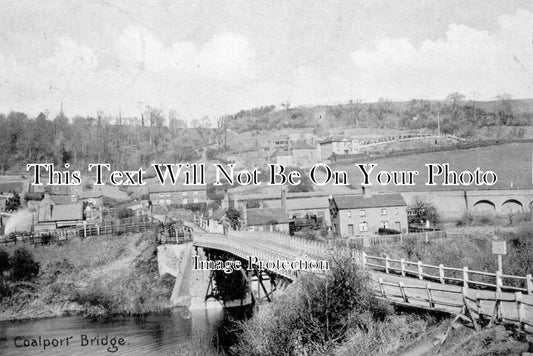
[399,282,408,302]
[385,257,390,274]
[526,274,532,295]
[378,278,385,297]
[361,252,367,269]
[400,259,405,277]
[400,233,403,244]
[417,261,423,280]
[426,283,434,308]
[495,270,502,292]
[515,292,524,331]
[463,267,469,288]
[439,264,445,284]
[425,232,428,243]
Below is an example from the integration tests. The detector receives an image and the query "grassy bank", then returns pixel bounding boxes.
[233,251,442,356]
[0,233,176,321]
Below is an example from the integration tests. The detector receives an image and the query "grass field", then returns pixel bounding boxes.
[333,141,532,192]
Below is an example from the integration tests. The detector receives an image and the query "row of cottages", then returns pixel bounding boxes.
[203,192,289,234]
[148,183,208,206]
[318,136,362,160]
[329,192,408,238]
[270,140,318,168]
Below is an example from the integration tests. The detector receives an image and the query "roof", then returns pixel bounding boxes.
[79,191,104,199]
[246,208,288,226]
[38,203,83,222]
[209,207,228,220]
[149,183,207,193]
[271,149,291,157]
[332,193,406,210]
[291,141,315,150]
[286,197,330,211]
[0,182,23,194]
[320,136,349,145]
[51,195,75,205]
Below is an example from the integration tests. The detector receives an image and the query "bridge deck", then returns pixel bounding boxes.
[193,230,533,333]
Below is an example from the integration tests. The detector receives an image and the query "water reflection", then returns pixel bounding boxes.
[0,306,231,355]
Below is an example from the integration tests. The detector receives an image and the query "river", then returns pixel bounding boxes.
[0,306,252,355]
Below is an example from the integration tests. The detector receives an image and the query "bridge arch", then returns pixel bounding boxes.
[501,199,523,214]
[472,200,496,214]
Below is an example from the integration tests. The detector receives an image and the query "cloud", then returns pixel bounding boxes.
[349,9,533,100]
[115,26,257,83]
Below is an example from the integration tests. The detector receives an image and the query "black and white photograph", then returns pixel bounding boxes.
[0,1,532,355]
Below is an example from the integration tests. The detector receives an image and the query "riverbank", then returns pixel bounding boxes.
[0,233,177,321]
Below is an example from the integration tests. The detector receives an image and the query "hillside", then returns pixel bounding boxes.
[333,141,533,192]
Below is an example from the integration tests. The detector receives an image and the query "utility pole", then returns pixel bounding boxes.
[437,111,441,136]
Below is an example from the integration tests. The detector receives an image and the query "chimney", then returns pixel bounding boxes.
[222,190,229,209]
[361,184,371,197]
[242,205,248,227]
[281,188,287,209]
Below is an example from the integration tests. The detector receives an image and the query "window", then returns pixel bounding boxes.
[395,208,399,215]
[348,224,354,236]
[165,193,171,197]
[381,208,387,215]
[193,198,198,203]
[182,192,188,197]
[183,198,188,204]
[317,212,325,218]
[359,210,366,217]
[359,221,368,232]
[380,221,389,228]
[159,193,164,197]
[347,211,352,218]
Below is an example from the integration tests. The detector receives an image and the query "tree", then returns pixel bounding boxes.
[408,196,439,226]
[0,249,9,289]
[10,248,40,281]
[226,208,241,230]
[5,193,21,212]
[496,94,513,125]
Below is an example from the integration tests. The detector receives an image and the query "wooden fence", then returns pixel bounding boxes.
[363,253,533,295]
[344,230,447,249]
[374,278,533,333]
[1,219,155,247]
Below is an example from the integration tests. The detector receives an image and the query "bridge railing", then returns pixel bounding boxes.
[364,253,533,295]
[374,278,533,333]
[194,233,327,280]
[230,231,327,259]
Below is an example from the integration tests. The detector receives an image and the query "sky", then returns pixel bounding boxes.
[0,0,531,120]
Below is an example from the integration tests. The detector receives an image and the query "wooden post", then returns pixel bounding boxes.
[463,266,469,288]
[399,282,408,303]
[417,261,423,280]
[515,292,524,331]
[400,259,405,277]
[426,283,434,308]
[425,232,429,243]
[385,257,390,274]
[439,264,445,284]
[526,274,532,295]
[495,270,502,292]
[361,252,367,269]
[400,233,403,244]
[378,278,386,297]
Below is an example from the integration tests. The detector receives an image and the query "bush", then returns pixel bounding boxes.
[235,250,390,355]
[10,248,40,281]
[118,208,134,219]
